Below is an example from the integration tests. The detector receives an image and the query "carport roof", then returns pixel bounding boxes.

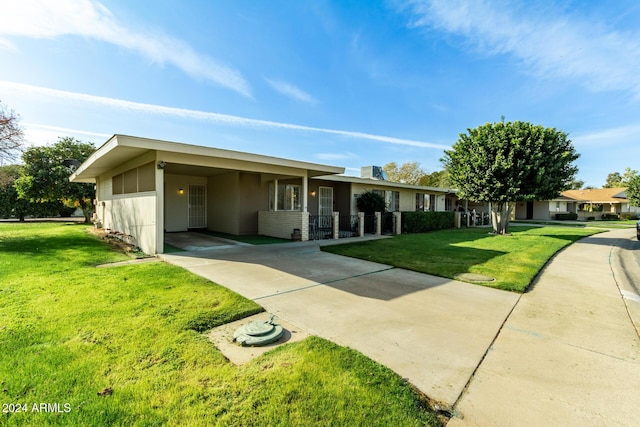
[70,134,345,183]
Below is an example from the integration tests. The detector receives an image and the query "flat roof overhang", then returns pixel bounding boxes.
[313,174,458,194]
[70,135,344,183]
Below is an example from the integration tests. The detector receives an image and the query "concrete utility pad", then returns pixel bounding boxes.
[161,241,519,406]
[207,313,310,365]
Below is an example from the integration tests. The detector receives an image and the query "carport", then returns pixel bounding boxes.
[70,135,343,254]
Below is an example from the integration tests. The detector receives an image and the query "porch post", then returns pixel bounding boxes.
[358,212,365,237]
[333,211,339,239]
[393,211,402,235]
[375,212,381,236]
[274,179,278,211]
[302,174,308,212]
[155,162,164,254]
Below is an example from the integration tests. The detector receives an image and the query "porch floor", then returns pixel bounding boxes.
[164,232,250,252]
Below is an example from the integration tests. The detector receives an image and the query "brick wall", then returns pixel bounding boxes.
[258,211,308,241]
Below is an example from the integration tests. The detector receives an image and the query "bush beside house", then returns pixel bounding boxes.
[402,211,455,233]
[554,213,578,220]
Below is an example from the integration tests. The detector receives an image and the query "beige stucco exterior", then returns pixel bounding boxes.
[72,135,463,255]
[71,135,344,254]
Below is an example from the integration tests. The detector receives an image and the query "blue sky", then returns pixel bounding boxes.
[1,0,639,187]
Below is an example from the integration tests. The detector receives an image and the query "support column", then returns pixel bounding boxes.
[302,174,308,213]
[333,211,339,239]
[375,212,382,236]
[393,211,402,235]
[155,162,164,254]
[273,179,278,211]
[358,212,365,237]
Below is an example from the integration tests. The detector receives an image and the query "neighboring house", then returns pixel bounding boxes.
[70,135,457,254]
[561,188,640,219]
[514,196,579,221]
[514,187,640,221]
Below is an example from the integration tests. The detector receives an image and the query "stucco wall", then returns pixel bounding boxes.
[110,192,157,255]
[164,174,207,232]
[209,172,240,234]
[238,172,262,235]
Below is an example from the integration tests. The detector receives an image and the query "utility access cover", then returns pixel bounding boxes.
[233,316,284,347]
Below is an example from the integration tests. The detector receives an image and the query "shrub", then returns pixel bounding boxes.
[402,211,455,233]
[554,213,578,220]
[620,212,639,220]
[601,213,620,220]
[356,191,386,214]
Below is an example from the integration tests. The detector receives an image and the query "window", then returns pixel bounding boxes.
[385,190,400,212]
[429,194,437,211]
[110,162,155,195]
[276,183,301,211]
[416,194,425,211]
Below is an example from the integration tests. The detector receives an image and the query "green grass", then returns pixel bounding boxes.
[323,226,601,292]
[0,223,440,426]
[585,219,638,229]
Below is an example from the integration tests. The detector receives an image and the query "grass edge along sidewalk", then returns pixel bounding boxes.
[323,226,602,292]
[0,222,442,426]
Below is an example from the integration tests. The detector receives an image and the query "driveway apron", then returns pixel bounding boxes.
[160,240,519,406]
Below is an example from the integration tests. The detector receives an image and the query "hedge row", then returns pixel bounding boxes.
[554,213,578,220]
[402,211,455,233]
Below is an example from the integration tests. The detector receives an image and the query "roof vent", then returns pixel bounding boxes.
[361,166,387,180]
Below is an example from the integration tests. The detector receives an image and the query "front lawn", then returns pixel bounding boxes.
[0,223,440,426]
[323,226,601,292]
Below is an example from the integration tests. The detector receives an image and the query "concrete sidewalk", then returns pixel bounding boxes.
[449,228,640,426]
[160,240,519,407]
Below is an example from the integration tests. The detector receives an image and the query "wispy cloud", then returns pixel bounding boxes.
[0,0,251,97]
[0,80,449,150]
[22,123,111,146]
[265,78,318,104]
[571,123,640,147]
[401,0,640,98]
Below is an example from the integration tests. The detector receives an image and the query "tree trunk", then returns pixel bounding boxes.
[79,199,93,223]
[490,202,514,235]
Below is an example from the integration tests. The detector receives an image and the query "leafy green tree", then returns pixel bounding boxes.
[603,167,638,188]
[627,176,640,208]
[383,161,427,185]
[420,170,452,188]
[15,137,96,222]
[0,101,24,164]
[0,165,30,220]
[442,120,579,234]
[566,179,584,190]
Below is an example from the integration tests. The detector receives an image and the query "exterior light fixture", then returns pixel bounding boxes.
[157,161,166,169]
[178,188,184,195]
[310,191,316,197]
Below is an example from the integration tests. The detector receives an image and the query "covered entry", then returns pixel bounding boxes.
[71,135,343,254]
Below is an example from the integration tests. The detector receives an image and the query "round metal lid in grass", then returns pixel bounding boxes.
[454,273,496,283]
[233,315,284,347]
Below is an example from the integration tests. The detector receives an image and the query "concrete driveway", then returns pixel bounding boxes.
[160,239,519,406]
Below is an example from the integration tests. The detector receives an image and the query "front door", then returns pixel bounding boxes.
[319,186,333,216]
[189,184,207,228]
[526,201,534,219]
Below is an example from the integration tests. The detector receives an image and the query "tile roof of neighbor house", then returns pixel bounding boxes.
[561,188,628,203]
